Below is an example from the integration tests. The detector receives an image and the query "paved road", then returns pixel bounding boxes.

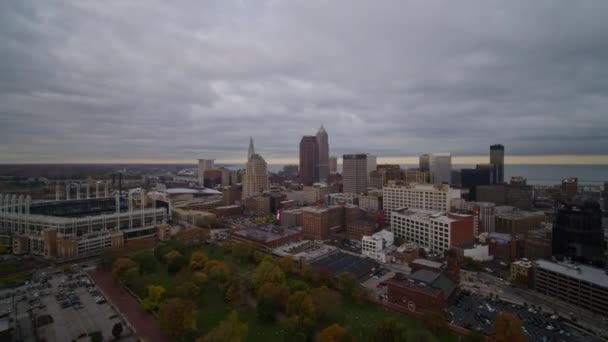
[88,270,173,342]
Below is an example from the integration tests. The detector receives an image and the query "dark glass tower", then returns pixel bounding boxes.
[552,202,605,266]
[490,144,504,184]
[299,136,319,186]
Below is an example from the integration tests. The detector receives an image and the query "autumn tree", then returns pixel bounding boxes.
[493,312,527,342]
[201,311,248,342]
[252,256,285,291]
[257,283,290,310]
[282,315,315,342]
[141,285,166,312]
[204,260,230,282]
[112,258,137,282]
[231,242,254,261]
[168,254,188,274]
[311,287,342,323]
[159,298,198,338]
[277,256,295,274]
[314,266,333,287]
[164,250,182,263]
[317,324,354,342]
[190,251,208,270]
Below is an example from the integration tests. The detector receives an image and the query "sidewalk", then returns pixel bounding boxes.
[88,270,173,342]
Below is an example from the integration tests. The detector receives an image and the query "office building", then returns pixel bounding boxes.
[303,183,337,205]
[243,196,271,216]
[383,184,461,217]
[534,260,608,316]
[362,230,395,263]
[419,154,430,172]
[494,206,546,235]
[552,202,604,265]
[316,125,330,182]
[460,164,493,201]
[299,136,319,186]
[377,164,402,182]
[343,154,368,194]
[510,259,534,287]
[561,177,578,200]
[329,156,338,174]
[490,144,504,184]
[326,193,358,206]
[359,191,382,212]
[476,184,533,210]
[603,182,608,211]
[231,226,302,252]
[347,220,377,241]
[301,206,344,240]
[524,226,552,260]
[404,168,430,184]
[197,159,215,185]
[280,209,303,228]
[460,201,496,234]
[430,153,452,185]
[366,155,377,181]
[368,171,384,189]
[242,138,269,199]
[391,208,474,254]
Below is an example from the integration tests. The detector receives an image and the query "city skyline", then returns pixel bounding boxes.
[2,1,608,163]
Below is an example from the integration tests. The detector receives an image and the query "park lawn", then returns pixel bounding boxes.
[341,297,459,342]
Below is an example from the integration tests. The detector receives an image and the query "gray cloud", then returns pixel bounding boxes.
[1,0,608,163]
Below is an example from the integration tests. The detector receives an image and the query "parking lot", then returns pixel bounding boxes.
[449,292,600,342]
[0,267,130,342]
[360,267,394,301]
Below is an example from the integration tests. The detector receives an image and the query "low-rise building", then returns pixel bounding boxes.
[280,209,303,228]
[389,243,420,264]
[301,206,344,240]
[231,225,302,252]
[214,205,242,217]
[452,243,493,262]
[347,220,377,241]
[484,232,524,262]
[361,230,394,263]
[534,260,608,316]
[303,183,336,205]
[386,270,456,315]
[524,225,552,260]
[326,193,358,206]
[510,259,534,287]
[359,191,383,212]
[172,208,216,227]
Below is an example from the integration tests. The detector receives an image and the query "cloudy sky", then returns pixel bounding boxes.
[1,1,608,164]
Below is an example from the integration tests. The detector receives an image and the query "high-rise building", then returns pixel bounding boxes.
[316,125,329,182]
[603,181,608,211]
[430,153,451,185]
[552,202,604,266]
[197,159,214,185]
[242,138,269,199]
[329,156,338,173]
[368,171,384,189]
[342,154,368,195]
[490,144,505,184]
[366,155,377,182]
[377,164,402,182]
[419,154,430,171]
[461,164,493,200]
[404,168,430,184]
[299,136,319,186]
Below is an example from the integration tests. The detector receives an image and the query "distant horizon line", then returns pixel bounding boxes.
[2,154,608,165]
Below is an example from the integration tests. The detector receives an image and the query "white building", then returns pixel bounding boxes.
[460,243,493,262]
[359,192,382,212]
[326,193,358,206]
[242,138,269,199]
[303,183,335,205]
[430,153,451,185]
[197,159,215,185]
[391,207,473,254]
[383,184,461,220]
[362,230,395,263]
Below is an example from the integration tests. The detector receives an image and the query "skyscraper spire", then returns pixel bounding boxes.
[248,137,255,160]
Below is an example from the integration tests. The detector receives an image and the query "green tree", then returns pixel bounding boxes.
[277,256,295,274]
[252,256,285,290]
[112,257,137,282]
[311,286,342,323]
[232,243,254,261]
[256,296,278,322]
[336,272,357,296]
[168,254,187,274]
[257,283,290,311]
[404,330,438,342]
[282,315,314,342]
[132,251,158,275]
[141,285,166,312]
[287,291,316,321]
[159,298,198,338]
[371,317,403,342]
[176,282,200,299]
[201,311,249,342]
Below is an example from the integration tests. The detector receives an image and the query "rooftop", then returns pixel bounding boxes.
[412,258,443,269]
[232,225,301,243]
[392,207,457,224]
[495,206,545,219]
[535,259,608,288]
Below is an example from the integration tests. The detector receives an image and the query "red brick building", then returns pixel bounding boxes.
[386,270,456,316]
[301,206,344,240]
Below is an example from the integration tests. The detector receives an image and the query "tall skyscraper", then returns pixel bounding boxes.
[366,155,377,182]
[329,156,338,174]
[198,159,214,185]
[419,154,430,171]
[552,202,604,266]
[316,125,329,182]
[242,138,269,199]
[342,154,367,194]
[461,164,493,200]
[430,153,451,185]
[299,136,319,186]
[490,144,504,184]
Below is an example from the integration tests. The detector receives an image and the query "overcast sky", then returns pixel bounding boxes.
[1,1,608,164]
